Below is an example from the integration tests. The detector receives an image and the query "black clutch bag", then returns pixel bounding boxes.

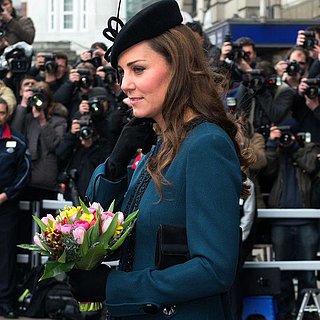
[155,224,190,270]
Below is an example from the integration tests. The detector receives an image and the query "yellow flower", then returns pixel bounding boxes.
[80,213,95,223]
[114,225,123,239]
[59,206,80,220]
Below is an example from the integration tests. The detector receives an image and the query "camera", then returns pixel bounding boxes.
[256,124,271,139]
[77,68,92,89]
[27,88,47,111]
[277,125,310,147]
[88,97,104,117]
[286,60,300,76]
[78,118,93,140]
[39,52,57,73]
[224,34,249,64]
[101,66,117,85]
[6,48,29,73]
[277,125,294,146]
[304,78,320,99]
[303,31,318,50]
[0,28,5,38]
[242,69,279,93]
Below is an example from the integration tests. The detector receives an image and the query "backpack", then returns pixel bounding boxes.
[16,265,81,319]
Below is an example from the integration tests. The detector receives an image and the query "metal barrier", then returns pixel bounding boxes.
[244,208,320,270]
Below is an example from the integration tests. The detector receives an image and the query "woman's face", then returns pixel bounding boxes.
[118,41,172,127]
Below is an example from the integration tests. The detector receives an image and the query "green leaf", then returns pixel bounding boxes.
[98,213,118,249]
[17,244,48,255]
[79,198,90,215]
[80,231,89,257]
[87,218,100,246]
[75,244,106,270]
[109,224,134,251]
[121,209,139,229]
[32,215,47,233]
[57,250,67,263]
[39,261,75,281]
[107,200,115,213]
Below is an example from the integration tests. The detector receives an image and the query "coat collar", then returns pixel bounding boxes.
[1,123,11,139]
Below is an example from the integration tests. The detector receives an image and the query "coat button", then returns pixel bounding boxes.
[143,303,159,314]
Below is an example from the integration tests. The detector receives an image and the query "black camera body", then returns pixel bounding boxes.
[277,125,310,147]
[27,88,47,111]
[40,52,57,73]
[6,48,29,74]
[304,78,320,99]
[88,97,104,117]
[77,68,92,89]
[101,66,117,85]
[224,34,248,64]
[78,118,93,140]
[256,124,271,139]
[286,60,300,76]
[242,69,279,92]
[303,31,319,50]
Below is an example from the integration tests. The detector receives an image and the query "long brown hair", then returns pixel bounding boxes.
[146,25,252,198]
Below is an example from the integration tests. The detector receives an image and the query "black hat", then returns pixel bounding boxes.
[89,86,113,101]
[105,0,183,68]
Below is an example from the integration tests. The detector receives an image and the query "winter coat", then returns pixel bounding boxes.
[10,103,67,191]
[87,122,242,319]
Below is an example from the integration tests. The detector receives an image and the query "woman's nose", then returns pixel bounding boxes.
[120,74,134,92]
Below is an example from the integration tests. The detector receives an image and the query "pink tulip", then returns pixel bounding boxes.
[90,202,104,212]
[41,214,56,226]
[74,220,90,230]
[101,211,114,220]
[34,234,46,250]
[102,216,113,233]
[73,227,86,244]
[60,224,72,234]
[117,211,124,224]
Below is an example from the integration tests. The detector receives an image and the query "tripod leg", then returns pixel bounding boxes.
[296,292,310,320]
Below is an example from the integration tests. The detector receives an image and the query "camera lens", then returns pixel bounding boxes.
[28,93,46,110]
[79,126,92,139]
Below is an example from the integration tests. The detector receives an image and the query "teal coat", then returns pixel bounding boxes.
[88,122,242,319]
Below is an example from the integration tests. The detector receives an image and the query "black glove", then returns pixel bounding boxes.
[68,264,111,302]
[106,117,157,180]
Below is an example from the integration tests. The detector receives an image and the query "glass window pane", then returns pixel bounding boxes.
[64,14,73,29]
[64,0,73,11]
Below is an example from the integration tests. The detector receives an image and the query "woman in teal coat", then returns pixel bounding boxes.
[69,1,252,319]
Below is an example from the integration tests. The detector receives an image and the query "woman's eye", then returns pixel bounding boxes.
[133,66,145,73]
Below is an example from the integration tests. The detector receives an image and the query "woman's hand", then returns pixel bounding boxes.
[68,264,111,302]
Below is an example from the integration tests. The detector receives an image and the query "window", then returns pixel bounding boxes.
[63,0,74,30]
[49,0,55,31]
[80,0,88,30]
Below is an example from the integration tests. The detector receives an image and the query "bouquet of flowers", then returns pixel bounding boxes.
[18,199,138,281]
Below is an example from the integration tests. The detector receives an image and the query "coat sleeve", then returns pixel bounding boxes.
[6,16,35,44]
[4,134,31,199]
[105,129,242,317]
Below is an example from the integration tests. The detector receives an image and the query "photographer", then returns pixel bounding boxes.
[231,61,295,139]
[10,81,68,201]
[292,76,320,143]
[0,0,35,45]
[77,86,128,156]
[264,121,320,319]
[275,47,309,88]
[27,51,70,94]
[53,62,101,123]
[296,27,320,77]
[56,114,110,203]
[220,36,257,84]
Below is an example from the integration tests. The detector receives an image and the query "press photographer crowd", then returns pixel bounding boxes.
[1,0,320,319]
